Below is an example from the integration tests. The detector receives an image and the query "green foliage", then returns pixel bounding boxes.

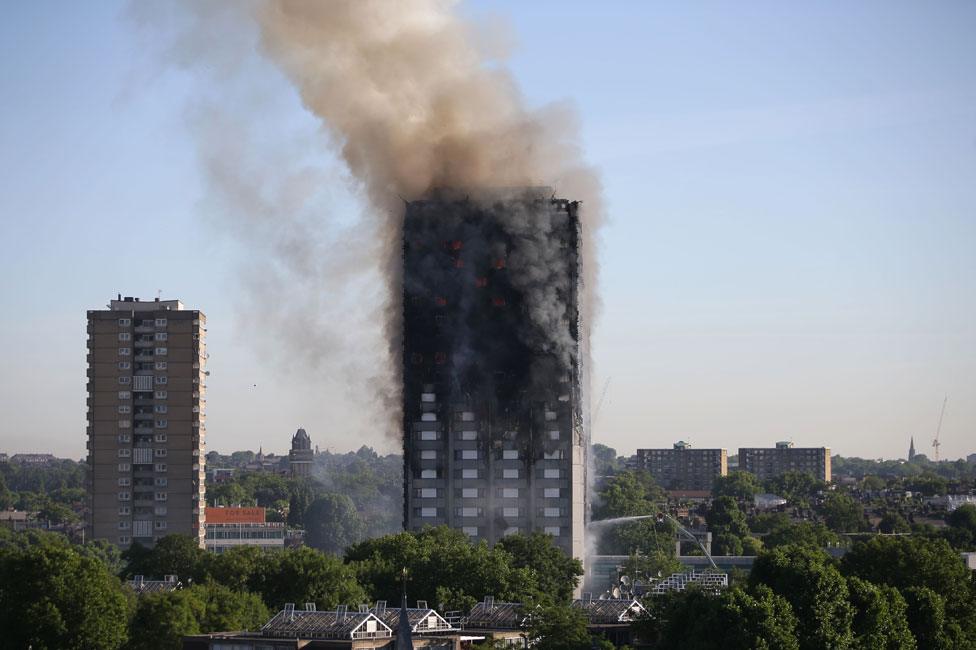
[846,576,916,650]
[901,587,959,650]
[592,443,623,476]
[525,604,591,650]
[245,547,366,611]
[634,585,799,650]
[596,517,678,558]
[841,536,976,643]
[877,510,910,534]
[618,550,682,582]
[187,582,270,633]
[346,527,580,611]
[763,471,825,508]
[763,521,841,550]
[495,532,583,604]
[0,531,131,650]
[304,493,366,555]
[749,545,854,650]
[713,471,761,501]
[943,504,976,549]
[592,470,663,520]
[127,589,202,650]
[820,493,868,533]
[122,534,208,583]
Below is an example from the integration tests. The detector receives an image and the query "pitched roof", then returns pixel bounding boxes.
[261,608,391,640]
[466,601,527,630]
[369,604,455,634]
[571,598,647,624]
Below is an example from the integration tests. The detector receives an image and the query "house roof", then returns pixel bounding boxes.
[126,575,181,594]
[466,601,527,630]
[261,608,391,640]
[370,605,455,634]
[571,598,647,624]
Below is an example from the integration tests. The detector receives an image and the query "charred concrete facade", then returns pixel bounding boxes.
[402,189,587,560]
[86,297,207,548]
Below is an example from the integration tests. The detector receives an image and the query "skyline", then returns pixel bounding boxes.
[1,1,974,461]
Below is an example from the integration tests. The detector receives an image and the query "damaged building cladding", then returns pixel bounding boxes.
[402,188,588,561]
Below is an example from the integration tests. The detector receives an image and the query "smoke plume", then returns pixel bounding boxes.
[147,0,602,443]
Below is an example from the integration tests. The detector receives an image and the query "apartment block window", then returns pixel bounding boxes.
[118,463,130,472]
[154,506,167,516]
[457,430,477,441]
[154,477,168,487]
[154,448,167,457]
[543,450,564,460]
[502,469,519,479]
[118,347,132,357]
[118,405,131,414]
[118,361,131,370]
[462,527,479,536]
[421,413,436,422]
[117,448,131,458]
[461,488,479,498]
[118,535,130,544]
[155,420,167,428]
[118,420,131,429]
[419,507,437,518]
[502,449,519,460]
[457,449,479,460]
[461,469,479,479]
[500,488,519,498]
[133,375,152,391]
[154,434,167,443]
[118,491,131,501]
[155,318,167,327]
[155,347,167,356]
[153,404,168,414]
[544,488,561,498]
[543,507,561,518]
[118,478,130,487]
[154,390,168,399]
[419,469,438,479]
[420,450,438,460]
[118,376,131,385]
[502,507,520,518]
[419,430,438,441]
[544,526,561,536]
[118,506,130,515]
[545,411,557,421]
[155,376,168,385]
[118,521,131,530]
[543,469,561,479]
[417,488,437,498]
[154,463,167,472]
[118,332,131,341]
[461,411,475,422]
[154,521,167,530]
[549,430,560,440]
[118,391,131,400]
[155,361,167,370]
[133,448,152,464]
[155,492,168,501]
[154,332,168,341]
[421,392,436,402]
[457,507,481,517]
[118,318,131,326]
[133,520,151,537]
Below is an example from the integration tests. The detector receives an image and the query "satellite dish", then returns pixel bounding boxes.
[612,587,621,599]
[620,575,631,586]
[599,593,608,600]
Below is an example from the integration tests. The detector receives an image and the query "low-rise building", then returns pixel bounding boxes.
[204,506,286,553]
[634,441,727,491]
[738,442,831,482]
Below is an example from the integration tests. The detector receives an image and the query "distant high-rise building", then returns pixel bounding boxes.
[86,296,207,548]
[289,428,314,477]
[401,189,587,560]
[738,442,831,483]
[634,441,727,492]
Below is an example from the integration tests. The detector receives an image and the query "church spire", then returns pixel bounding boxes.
[908,436,916,461]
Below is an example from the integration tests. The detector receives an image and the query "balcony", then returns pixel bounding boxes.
[134,340,154,348]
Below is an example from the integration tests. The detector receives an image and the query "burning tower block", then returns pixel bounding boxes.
[402,188,587,561]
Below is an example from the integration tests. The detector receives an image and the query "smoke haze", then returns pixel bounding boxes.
[147,0,602,442]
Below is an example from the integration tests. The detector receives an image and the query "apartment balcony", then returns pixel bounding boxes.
[134,340,154,348]
[134,325,154,334]
[134,354,154,363]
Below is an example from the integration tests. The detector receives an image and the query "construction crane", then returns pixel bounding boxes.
[932,395,948,462]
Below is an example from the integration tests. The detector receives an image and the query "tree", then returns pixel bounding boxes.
[592,471,661,520]
[764,521,841,550]
[596,516,677,558]
[764,472,825,508]
[252,547,366,611]
[877,510,910,534]
[713,471,761,502]
[902,587,954,650]
[749,545,854,650]
[304,493,366,554]
[188,583,269,633]
[592,444,622,476]
[286,480,314,527]
[846,576,915,650]
[0,533,131,650]
[707,496,751,555]
[127,590,202,650]
[123,534,208,583]
[820,493,867,533]
[618,550,682,583]
[525,604,591,650]
[633,585,799,650]
[495,532,583,604]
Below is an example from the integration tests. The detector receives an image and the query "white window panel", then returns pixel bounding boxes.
[118,419,130,428]
[118,376,131,385]
[544,507,561,518]
[461,469,479,479]
[501,488,519,498]
[154,332,168,341]
[502,507,520,518]
[461,412,475,422]
[154,404,168,414]
[155,376,168,385]
[117,405,131,414]
[544,488,561,498]
[154,506,167,516]
[118,361,131,370]
[421,393,436,402]
[420,450,437,460]
[154,434,167,443]
[421,413,436,422]
[118,391,131,400]
[461,488,479,498]
[154,390,168,399]
[133,520,151,537]
[154,463,167,472]
[117,448,131,458]
[154,448,167,457]
[155,347,167,356]
[117,478,130,487]
[118,463,130,472]
[118,319,130,326]
[502,449,519,460]
[549,430,560,440]
[118,491,130,501]
[154,477,168,487]
[502,469,519,479]
[118,333,131,341]
[155,420,167,428]
[154,521,168,530]
[459,430,477,440]
[155,318,167,327]
[458,507,480,517]
[419,431,438,441]
[133,448,152,464]
[420,469,437,479]
[118,536,130,544]
[155,362,167,370]
[118,520,131,530]
[544,526,561,536]
[419,488,437,498]
[132,375,152,391]
[460,449,478,460]
[118,506,130,515]
[154,492,168,501]
[420,507,437,518]
[543,469,561,479]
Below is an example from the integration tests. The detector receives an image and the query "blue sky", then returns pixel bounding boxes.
[1,1,973,461]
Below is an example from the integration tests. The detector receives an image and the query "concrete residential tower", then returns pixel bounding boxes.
[86,296,207,547]
[401,189,587,560]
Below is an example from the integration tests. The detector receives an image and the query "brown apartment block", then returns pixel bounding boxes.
[86,296,206,548]
[738,441,831,483]
[634,441,728,491]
